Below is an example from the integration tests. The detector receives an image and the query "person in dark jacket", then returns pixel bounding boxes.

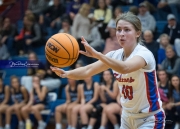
[163,14,180,45]
[143,30,159,67]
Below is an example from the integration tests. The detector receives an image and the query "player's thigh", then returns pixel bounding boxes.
[0,104,9,112]
[137,111,165,129]
[31,104,45,112]
[72,104,81,114]
[56,103,67,113]
[14,103,26,110]
[105,103,121,114]
[67,103,78,110]
[81,104,94,114]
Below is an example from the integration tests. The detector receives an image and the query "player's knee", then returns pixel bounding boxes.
[90,105,103,118]
[80,106,86,114]
[104,106,112,114]
[31,107,38,113]
[72,107,79,114]
[55,106,60,112]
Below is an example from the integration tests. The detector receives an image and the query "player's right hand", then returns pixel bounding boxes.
[50,66,67,78]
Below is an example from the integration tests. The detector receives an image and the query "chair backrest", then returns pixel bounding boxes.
[47,92,57,102]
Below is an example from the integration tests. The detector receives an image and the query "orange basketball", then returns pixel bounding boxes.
[45,33,79,68]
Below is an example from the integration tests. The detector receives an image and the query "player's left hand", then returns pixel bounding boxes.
[80,36,99,59]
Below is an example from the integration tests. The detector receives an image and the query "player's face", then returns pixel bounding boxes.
[33,77,40,86]
[11,78,19,89]
[103,71,112,82]
[166,48,175,59]
[171,76,180,88]
[28,53,37,60]
[84,77,92,83]
[116,20,139,48]
[98,0,105,9]
[158,71,167,81]
[160,37,169,47]
[68,78,76,86]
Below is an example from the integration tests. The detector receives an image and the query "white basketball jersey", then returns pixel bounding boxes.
[106,44,162,113]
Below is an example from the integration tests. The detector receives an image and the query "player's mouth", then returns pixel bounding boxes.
[120,39,125,41]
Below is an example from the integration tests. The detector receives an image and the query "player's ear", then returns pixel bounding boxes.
[136,31,141,38]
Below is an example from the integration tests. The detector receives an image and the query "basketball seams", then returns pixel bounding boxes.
[45,50,70,66]
[45,47,76,59]
[51,37,70,58]
[64,34,75,65]
[45,33,79,67]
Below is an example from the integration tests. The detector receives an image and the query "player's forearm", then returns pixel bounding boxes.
[96,52,128,74]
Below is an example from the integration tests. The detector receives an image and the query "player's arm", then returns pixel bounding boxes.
[65,85,71,104]
[20,86,29,104]
[105,80,119,99]
[27,89,34,106]
[1,86,10,104]
[80,84,85,105]
[96,54,146,74]
[51,60,109,80]
[87,82,99,104]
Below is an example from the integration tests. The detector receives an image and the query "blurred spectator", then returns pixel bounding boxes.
[158,70,170,97]
[0,17,18,44]
[157,0,180,22]
[58,19,72,34]
[163,14,180,45]
[93,0,112,40]
[0,43,9,60]
[55,78,80,129]
[21,52,61,91]
[39,0,65,29]
[88,70,120,129]
[105,0,112,11]
[0,78,10,129]
[161,45,180,77]
[107,6,122,32]
[27,52,45,76]
[129,6,138,15]
[93,0,112,24]
[15,14,44,55]
[137,2,156,32]
[5,75,28,129]
[167,75,180,129]
[28,0,49,16]
[72,3,91,51]
[143,30,159,66]
[70,76,99,129]
[157,34,171,69]
[0,17,18,55]
[102,25,121,55]
[77,76,100,129]
[86,21,104,52]
[21,75,48,129]
[66,0,82,21]
[163,14,180,56]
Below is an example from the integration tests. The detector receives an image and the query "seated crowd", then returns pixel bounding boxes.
[0,0,180,129]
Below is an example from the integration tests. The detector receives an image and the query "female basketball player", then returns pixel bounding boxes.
[55,78,80,129]
[0,78,10,129]
[71,76,99,129]
[5,76,28,129]
[21,75,48,129]
[87,70,121,129]
[51,12,165,129]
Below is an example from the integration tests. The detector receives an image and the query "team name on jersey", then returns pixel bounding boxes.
[114,73,135,83]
